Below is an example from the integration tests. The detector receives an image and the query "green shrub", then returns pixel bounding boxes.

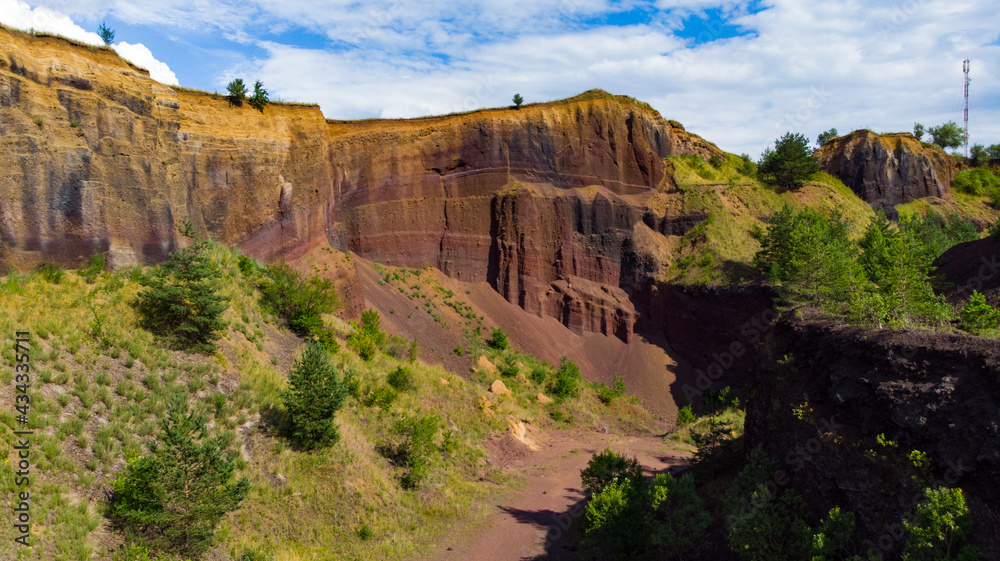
[249,80,269,113]
[704,386,740,412]
[676,405,695,426]
[581,448,643,496]
[77,254,106,283]
[903,487,981,561]
[237,254,264,277]
[952,167,1000,196]
[134,240,230,353]
[488,327,509,350]
[387,415,439,489]
[648,473,711,557]
[259,262,339,336]
[281,342,347,449]
[38,263,65,283]
[725,446,855,561]
[108,397,250,555]
[387,366,414,392]
[547,357,582,400]
[960,291,1000,334]
[227,78,247,106]
[585,477,650,558]
[529,366,548,385]
[347,309,385,361]
[364,386,398,409]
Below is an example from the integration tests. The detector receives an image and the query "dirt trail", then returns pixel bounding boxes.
[416,429,689,561]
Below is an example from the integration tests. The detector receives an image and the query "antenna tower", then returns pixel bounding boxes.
[963,59,970,157]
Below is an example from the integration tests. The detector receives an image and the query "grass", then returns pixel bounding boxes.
[0,242,661,561]
[661,155,875,285]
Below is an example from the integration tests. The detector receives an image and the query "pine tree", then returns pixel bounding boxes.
[282,342,348,449]
[109,398,250,554]
[135,240,230,352]
[757,133,820,190]
[249,80,269,113]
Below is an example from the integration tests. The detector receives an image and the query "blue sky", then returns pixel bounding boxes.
[2,0,998,157]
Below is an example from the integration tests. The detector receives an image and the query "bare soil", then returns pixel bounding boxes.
[414,427,689,561]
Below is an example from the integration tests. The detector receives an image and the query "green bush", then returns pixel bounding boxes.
[529,366,548,385]
[488,327,509,350]
[648,473,711,557]
[581,448,643,496]
[364,386,398,409]
[725,446,855,561]
[585,477,650,558]
[390,415,439,489]
[547,357,582,400]
[227,78,247,106]
[259,262,339,336]
[237,254,264,277]
[952,168,1000,196]
[387,366,414,391]
[347,309,385,361]
[38,263,65,284]
[281,342,347,449]
[676,405,695,426]
[77,254,106,283]
[704,386,740,412]
[249,80,269,113]
[108,397,250,555]
[960,291,1000,334]
[903,487,981,561]
[134,240,230,353]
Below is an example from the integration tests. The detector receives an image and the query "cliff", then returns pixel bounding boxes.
[815,129,955,208]
[747,313,1000,557]
[0,25,720,340]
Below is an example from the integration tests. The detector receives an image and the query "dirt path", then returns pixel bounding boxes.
[416,429,689,561]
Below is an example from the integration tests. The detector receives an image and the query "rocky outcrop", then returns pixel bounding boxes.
[816,130,955,208]
[747,313,1000,557]
[0,26,719,339]
[933,234,1000,307]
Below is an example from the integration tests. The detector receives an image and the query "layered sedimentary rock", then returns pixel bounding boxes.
[0,27,719,339]
[815,129,955,208]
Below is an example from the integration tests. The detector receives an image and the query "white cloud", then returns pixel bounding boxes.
[0,0,104,45]
[9,1,1000,155]
[0,1,181,87]
[114,41,179,85]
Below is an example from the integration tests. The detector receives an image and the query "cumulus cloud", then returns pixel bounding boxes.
[10,0,1000,155]
[242,0,1000,156]
[0,0,103,45]
[0,1,181,87]
[114,42,179,85]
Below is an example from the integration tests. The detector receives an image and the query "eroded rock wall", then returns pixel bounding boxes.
[816,129,955,208]
[0,27,720,338]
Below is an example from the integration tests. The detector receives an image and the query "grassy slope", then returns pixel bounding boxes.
[661,154,876,285]
[0,242,657,561]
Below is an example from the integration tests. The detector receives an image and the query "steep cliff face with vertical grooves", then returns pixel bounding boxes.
[815,129,956,208]
[0,26,722,339]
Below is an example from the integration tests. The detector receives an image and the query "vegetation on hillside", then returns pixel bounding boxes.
[752,205,978,328]
[0,239,656,560]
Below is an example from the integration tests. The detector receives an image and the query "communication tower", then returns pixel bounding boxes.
[963,59,970,157]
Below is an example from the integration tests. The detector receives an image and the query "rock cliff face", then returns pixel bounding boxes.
[747,314,1000,557]
[816,130,955,208]
[0,27,720,339]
